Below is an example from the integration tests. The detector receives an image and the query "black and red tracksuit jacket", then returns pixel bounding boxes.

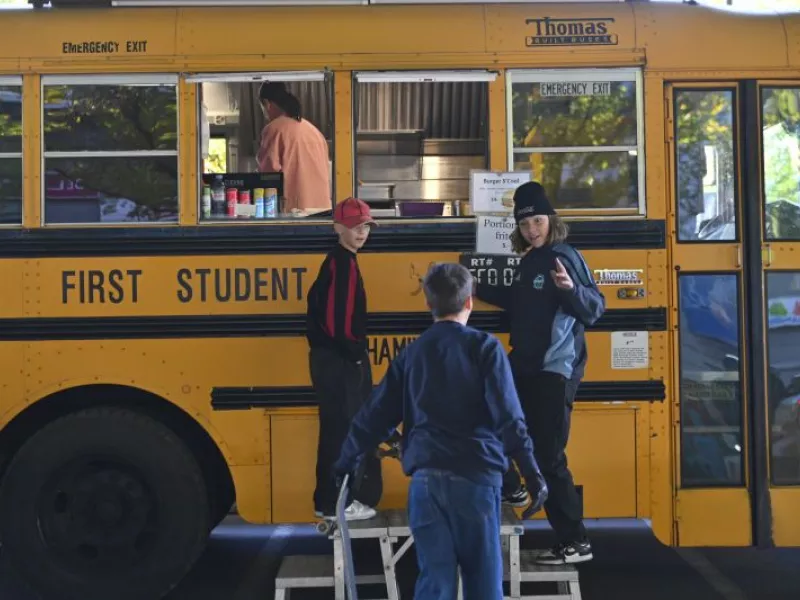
[306,243,368,362]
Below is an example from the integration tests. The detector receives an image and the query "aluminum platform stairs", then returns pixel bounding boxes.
[274,506,581,599]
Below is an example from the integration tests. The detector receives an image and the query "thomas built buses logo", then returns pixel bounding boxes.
[525,17,618,47]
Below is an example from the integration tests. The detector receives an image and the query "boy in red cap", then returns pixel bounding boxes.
[306,197,382,521]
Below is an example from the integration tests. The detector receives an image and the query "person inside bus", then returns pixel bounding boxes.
[257,82,331,214]
[306,197,382,521]
[332,262,548,600]
[472,181,605,565]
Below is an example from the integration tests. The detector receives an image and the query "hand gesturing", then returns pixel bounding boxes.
[550,258,574,290]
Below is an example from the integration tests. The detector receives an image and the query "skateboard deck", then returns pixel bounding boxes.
[336,474,358,600]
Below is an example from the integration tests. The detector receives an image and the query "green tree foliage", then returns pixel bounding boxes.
[511,81,638,209]
[674,90,734,240]
[0,85,22,223]
[763,88,800,239]
[42,84,178,222]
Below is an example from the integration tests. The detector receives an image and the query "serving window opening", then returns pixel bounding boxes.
[191,71,334,222]
[353,71,494,219]
[41,75,179,225]
[0,76,22,225]
[507,68,645,215]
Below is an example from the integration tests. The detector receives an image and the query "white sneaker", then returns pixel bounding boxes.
[343,500,376,521]
[315,500,376,521]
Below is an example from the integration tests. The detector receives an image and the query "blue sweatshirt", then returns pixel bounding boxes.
[476,242,605,381]
[333,320,538,487]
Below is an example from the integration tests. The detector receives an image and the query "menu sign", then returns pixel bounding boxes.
[470,171,530,214]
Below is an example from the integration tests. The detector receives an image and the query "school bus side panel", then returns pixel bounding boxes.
[16,337,274,523]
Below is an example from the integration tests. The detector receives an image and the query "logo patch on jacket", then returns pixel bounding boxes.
[533,274,545,290]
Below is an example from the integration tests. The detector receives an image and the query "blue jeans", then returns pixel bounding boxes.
[408,469,503,600]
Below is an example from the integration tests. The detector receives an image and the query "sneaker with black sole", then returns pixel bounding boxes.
[533,540,593,565]
[502,486,531,508]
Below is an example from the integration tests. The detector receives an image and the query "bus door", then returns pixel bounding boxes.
[667,81,800,549]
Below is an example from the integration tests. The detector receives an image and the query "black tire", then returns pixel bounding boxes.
[0,407,210,600]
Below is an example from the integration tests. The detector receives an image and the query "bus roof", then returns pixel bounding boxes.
[0,2,797,74]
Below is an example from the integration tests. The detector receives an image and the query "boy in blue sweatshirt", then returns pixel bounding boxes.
[333,263,547,600]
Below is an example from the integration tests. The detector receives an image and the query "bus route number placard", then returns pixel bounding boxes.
[459,254,519,287]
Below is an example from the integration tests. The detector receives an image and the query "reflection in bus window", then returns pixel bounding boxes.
[354,78,489,219]
[508,69,642,212]
[42,78,178,224]
[675,90,736,242]
[763,87,800,240]
[766,272,800,485]
[197,77,333,221]
[0,82,22,224]
[678,274,744,487]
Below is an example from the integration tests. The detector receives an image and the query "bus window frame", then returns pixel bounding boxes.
[505,67,646,217]
[351,69,497,223]
[0,75,23,227]
[675,269,748,490]
[760,83,800,243]
[39,73,180,227]
[185,70,335,225]
[672,85,740,245]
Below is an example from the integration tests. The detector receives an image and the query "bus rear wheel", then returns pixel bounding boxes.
[0,407,210,600]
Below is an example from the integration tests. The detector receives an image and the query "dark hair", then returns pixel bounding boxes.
[422,263,474,318]
[510,214,569,254]
[259,81,302,121]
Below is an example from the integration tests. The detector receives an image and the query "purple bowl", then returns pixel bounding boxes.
[398,202,445,217]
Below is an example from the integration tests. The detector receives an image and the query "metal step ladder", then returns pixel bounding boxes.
[274,506,581,599]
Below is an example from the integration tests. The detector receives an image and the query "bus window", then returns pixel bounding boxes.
[674,89,737,242]
[766,272,800,485]
[188,72,334,222]
[507,68,643,214]
[678,273,745,487]
[763,87,800,240]
[353,71,494,219]
[0,76,22,225]
[41,75,179,225]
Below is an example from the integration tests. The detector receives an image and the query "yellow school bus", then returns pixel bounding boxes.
[0,0,799,598]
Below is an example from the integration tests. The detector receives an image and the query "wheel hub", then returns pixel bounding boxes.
[39,459,158,573]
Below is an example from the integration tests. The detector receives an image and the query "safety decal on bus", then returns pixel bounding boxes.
[61,40,149,55]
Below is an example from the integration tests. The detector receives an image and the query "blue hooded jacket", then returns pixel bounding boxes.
[476,242,606,382]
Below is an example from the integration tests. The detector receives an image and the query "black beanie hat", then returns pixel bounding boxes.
[513,181,556,224]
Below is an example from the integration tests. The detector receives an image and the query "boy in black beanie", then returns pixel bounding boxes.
[474,181,605,564]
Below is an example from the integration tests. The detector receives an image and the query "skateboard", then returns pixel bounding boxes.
[316,474,358,600]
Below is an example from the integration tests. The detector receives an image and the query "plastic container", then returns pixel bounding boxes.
[397,202,445,217]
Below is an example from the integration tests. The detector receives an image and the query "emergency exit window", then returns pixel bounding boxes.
[188,71,334,222]
[507,68,644,214]
[0,76,23,225]
[41,75,179,225]
[353,71,493,219]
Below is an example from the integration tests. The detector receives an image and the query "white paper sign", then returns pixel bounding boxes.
[476,215,516,255]
[470,171,531,214]
[611,331,649,370]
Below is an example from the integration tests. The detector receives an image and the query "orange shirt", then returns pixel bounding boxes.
[257,116,331,213]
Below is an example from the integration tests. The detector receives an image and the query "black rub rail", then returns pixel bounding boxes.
[0,219,665,258]
[0,308,666,341]
[211,380,667,410]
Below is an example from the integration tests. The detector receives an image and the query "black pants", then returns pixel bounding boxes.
[310,346,383,514]
[502,370,586,544]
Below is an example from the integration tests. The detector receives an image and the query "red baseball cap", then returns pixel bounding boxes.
[333,197,376,228]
